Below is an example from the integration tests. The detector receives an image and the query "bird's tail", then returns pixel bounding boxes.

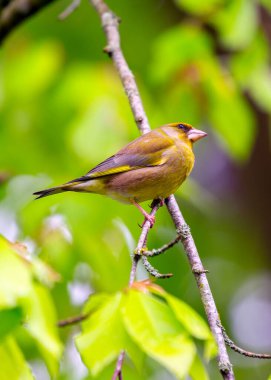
[33,185,67,199]
[34,177,100,199]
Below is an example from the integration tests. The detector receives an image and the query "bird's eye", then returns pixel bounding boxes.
[178,124,189,132]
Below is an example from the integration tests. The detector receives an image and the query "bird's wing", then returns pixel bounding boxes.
[68,130,173,183]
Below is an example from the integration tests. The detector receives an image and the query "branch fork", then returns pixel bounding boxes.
[90,1,235,379]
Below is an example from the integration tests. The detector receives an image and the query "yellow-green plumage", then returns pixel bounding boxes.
[34,123,206,222]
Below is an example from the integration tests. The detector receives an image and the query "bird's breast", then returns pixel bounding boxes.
[103,143,195,203]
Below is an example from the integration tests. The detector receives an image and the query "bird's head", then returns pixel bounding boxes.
[168,122,207,144]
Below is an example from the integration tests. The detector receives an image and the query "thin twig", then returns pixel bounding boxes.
[132,202,169,280]
[141,255,173,279]
[114,201,160,379]
[57,313,88,327]
[90,0,234,379]
[0,0,55,43]
[130,202,161,285]
[140,227,184,278]
[58,0,81,20]
[142,227,183,257]
[112,350,125,380]
[218,322,271,359]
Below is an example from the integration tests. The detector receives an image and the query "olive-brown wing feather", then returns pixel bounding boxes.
[68,129,172,183]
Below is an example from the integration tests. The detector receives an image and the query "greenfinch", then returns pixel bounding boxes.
[34,123,207,226]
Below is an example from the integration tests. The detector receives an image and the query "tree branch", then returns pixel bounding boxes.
[166,196,234,378]
[218,322,271,359]
[0,0,55,43]
[89,0,235,379]
[90,0,150,135]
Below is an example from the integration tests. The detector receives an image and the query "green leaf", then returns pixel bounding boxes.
[162,82,203,127]
[210,0,257,49]
[0,236,62,375]
[230,33,271,113]
[190,353,209,380]
[164,294,212,340]
[150,24,213,85]
[200,60,256,161]
[122,290,195,379]
[244,66,271,112]
[230,32,269,84]
[0,236,32,308]
[76,292,142,376]
[0,307,23,341]
[83,293,112,316]
[4,42,62,103]
[207,87,256,160]
[148,335,196,380]
[174,0,224,16]
[0,336,34,380]
[22,283,63,376]
[123,290,185,340]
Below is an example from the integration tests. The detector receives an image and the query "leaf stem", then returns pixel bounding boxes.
[57,313,88,327]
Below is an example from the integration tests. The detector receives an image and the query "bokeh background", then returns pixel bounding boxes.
[0,0,271,379]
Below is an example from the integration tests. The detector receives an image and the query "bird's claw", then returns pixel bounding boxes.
[143,214,156,228]
[138,214,156,229]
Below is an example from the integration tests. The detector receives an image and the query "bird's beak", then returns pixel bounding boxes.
[187,128,208,142]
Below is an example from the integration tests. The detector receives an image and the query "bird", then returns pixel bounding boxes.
[34,122,207,227]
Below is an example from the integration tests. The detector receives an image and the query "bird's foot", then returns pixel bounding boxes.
[131,199,156,228]
[141,214,156,228]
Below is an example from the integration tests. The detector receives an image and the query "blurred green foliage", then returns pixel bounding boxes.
[0,0,271,379]
[0,236,62,379]
[76,285,214,379]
